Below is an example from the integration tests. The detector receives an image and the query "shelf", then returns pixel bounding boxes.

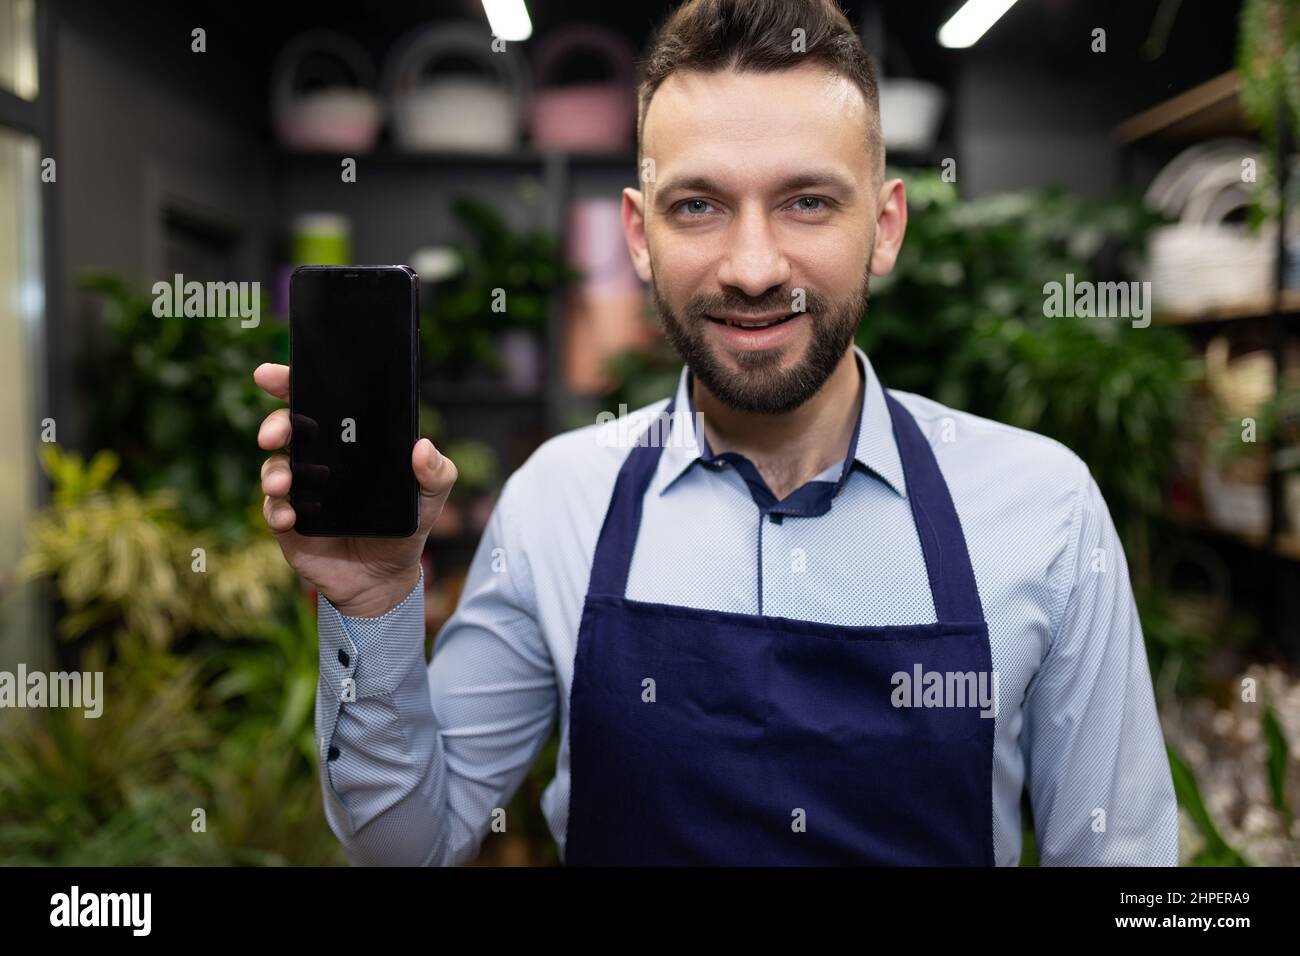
[1155,289,1300,325]
[1113,71,1246,145]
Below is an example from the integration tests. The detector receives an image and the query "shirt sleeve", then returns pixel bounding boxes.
[1020,464,1180,866]
[314,475,557,865]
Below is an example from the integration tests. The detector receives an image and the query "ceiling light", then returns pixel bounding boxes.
[482,0,533,43]
[938,0,1021,49]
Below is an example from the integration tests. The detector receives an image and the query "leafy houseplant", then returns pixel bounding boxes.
[1235,0,1300,231]
[7,446,343,865]
[421,196,581,375]
[861,171,1187,550]
[77,273,285,542]
[20,446,292,648]
[10,274,364,865]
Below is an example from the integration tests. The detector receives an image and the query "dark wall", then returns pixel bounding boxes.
[52,0,275,446]
[950,0,1243,197]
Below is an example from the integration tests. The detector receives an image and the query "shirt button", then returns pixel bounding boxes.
[338,648,350,667]
[327,745,340,761]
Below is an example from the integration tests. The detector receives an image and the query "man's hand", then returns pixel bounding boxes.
[253,362,458,617]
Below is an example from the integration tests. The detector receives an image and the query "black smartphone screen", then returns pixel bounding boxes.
[289,266,419,537]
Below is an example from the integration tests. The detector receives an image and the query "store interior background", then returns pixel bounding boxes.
[1,0,1297,865]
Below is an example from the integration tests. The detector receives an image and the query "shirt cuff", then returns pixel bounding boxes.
[318,567,426,700]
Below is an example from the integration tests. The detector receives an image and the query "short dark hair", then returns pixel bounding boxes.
[636,0,883,177]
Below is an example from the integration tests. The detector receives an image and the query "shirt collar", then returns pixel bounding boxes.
[650,344,908,500]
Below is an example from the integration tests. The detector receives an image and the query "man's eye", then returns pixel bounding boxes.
[791,196,827,213]
[677,199,714,216]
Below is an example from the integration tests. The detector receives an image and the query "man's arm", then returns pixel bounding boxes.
[315,477,557,866]
[1021,465,1179,866]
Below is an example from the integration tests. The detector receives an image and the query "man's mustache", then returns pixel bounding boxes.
[684,293,829,318]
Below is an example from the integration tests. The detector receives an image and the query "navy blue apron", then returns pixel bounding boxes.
[565,389,995,866]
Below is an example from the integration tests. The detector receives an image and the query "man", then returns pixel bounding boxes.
[254,0,1178,866]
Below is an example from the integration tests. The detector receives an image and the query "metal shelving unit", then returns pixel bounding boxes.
[1116,71,1299,650]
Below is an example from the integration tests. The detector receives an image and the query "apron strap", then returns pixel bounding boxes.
[587,385,986,626]
[587,395,678,597]
[883,392,986,624]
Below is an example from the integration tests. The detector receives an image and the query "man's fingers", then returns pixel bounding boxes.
[261,454,292,497]
[253,366,295,537]
[263,493,297,534]
[258,408,291,450]
[253,362,290,401]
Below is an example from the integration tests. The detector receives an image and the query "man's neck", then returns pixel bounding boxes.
[692,347,863,502]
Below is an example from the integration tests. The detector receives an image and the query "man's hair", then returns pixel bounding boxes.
[636,0,883,179]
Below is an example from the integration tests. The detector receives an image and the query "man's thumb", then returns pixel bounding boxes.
[414,439,456,527]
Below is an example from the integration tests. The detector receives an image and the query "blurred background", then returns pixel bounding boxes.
[0,0,1298,866]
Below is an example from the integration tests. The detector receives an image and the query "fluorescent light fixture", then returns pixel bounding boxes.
[482,0,533,42]
[938,0,1021,49]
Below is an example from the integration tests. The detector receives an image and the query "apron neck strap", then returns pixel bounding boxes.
[587,394,679,598]
[883,392,985,624]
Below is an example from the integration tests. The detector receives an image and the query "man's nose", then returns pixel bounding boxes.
[715,207,792,297]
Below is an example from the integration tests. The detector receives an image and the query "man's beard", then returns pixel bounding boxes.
[651,266,871,415]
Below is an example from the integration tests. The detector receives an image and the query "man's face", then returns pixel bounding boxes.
[626,60,902,415]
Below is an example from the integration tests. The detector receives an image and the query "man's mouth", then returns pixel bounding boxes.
[705,312,801,330]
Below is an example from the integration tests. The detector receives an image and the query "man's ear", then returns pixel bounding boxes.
[869,178,908,277]
[623,186,653,283]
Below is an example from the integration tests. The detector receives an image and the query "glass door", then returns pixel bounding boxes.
[0,0,47,668]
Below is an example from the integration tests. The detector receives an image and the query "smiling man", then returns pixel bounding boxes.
[254,0,1178,866]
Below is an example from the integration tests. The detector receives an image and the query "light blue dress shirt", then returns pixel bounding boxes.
[314,345,1179,866]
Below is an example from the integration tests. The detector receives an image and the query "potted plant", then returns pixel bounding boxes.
[421,197,581,392]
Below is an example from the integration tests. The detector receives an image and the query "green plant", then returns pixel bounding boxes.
[422,197,581,371]
[1211,385,1300,473]
[77,273,285,542]
[1238,0,1300,161]
[0,604,344,865]
[416,405,502,501]
[863,170,1187,543]
[1139,588,1218,699]
[19,445,292,648]
[603,335,684,410]
[6,444,344,865]
[0,637,215,865]
[1262,701,1292,825]
[441,438,500,498]
[1168,743,1250,866]
[186,592,345,865]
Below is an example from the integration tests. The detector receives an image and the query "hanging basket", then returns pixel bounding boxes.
[271,30,382,153]
[383,21,528,153]
[528,25,636,151]
[1145,140,1277,315]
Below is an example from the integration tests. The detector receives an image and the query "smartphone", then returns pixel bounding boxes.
[288,265,419,537]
